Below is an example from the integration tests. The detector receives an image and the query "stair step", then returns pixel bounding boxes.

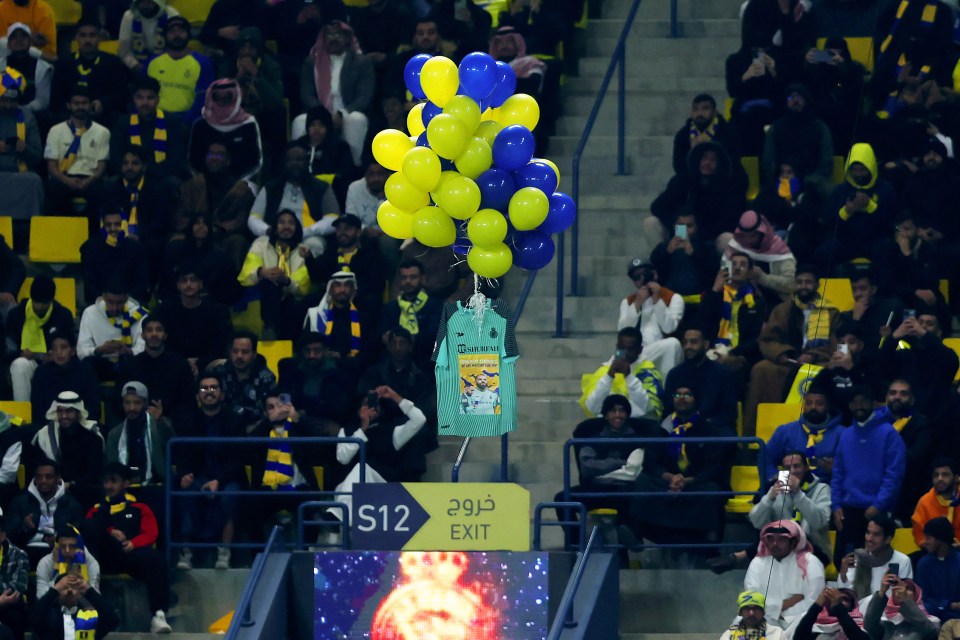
[589,17,741,39]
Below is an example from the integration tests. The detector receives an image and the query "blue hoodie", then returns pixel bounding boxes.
[830,405,906,512]
[762,413,845,483]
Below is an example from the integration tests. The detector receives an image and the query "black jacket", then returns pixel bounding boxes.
[671,116,738,175]
[175,408,247,489]
[51,50,129,123]
[30,585,119,640]
[5,299,74,353]
[6,486,84,549]
[79,235,150,306]
[116,349,197,431]
[879,333,959,417]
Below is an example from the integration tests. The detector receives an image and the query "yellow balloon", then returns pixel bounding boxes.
[443,95,481,135]
[467,209,508,246]
[534,157,560,188]
[468,243,513,278]
[433,173,481,220]
[376,201,415,239]
[495,93,541,130]
[420,56,459,107]
[413,206,457,247]
[475,121,503,148]
[385,172,430,211]
[508,187,549,230]
[454,137,492,180]
[401,146,441,192]
[407,103,426,136]
[426,114,468,160]
[480,107,498,122]
[372,129,414,172]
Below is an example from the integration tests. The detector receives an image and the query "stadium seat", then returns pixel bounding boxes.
[756,402,802,443]
[825,530,838,580]
[831,156,845,185]
[940,278,950,304]
[169,0,217,25]
[17,277,77,315]
[257,340,293,378]
[816,37,874,73]
[48,0,82,26]
[0,401,30,425]
[891,527,919,555]
[725,465,759,514]
[944,338,960,381]
[818,278,854,312]
[741,156,760,200]
[0,217,11,248]
[29,217,87,264]
[70,40,120,54]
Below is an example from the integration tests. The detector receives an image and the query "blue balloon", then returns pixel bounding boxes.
[488,61,517,108]
[416,132,430,147]
[492,125,535,171]
[512,230,556,270]
[422,101,443,126]
[459,52,498,102]
[476,168,517,212]
[540,192,577,234]
[453,223,472,255]
[440,158,456,172]
[404,54,431,100]
[515,161,559,195]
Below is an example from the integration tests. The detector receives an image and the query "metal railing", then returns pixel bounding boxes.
[534,501,587,552]
[296,501,351,549]
[547,527,602,639]
[228,524,284,635]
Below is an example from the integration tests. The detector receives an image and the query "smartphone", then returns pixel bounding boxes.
[777,470,790,485]
[365,391,379,408]
[888,562,900,576]
[837,343,849,354]
[279,393,292,405]
[903,309,916,321]
[674,224,688,240]
[614,349,626,361]
[811,49,833,63]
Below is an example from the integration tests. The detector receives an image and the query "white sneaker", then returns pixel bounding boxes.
[175,549,192,571]
[151,610,172,634]
[215,547,231,570]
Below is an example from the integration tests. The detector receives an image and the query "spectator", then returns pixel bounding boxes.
[198,0,268,58]
[810,321,877,424]
[247,141,340,256]
[30,333,100,429]
[303,271,378,371]
[267,0,347,96]
[650,142,746,246]
[344,158,388,230]
[146,16,215,124]
[872,211,943,314]
[0,412,21,512]
[237,209,312,340]
[383,18,449,99]
[720,592,784,640]
[31,571,118,640]
[790,588,868,640]
[35,525,101,600]
[579,327,664,421]
[761,83,833,195]
[6,276,75,403]
[378,261,442,372]
[897,137,958,246]
[862,577,938,640]
[296,106,356,198]
[158,215,237,305]
[616,259,684,376]
[174,374,246,571]
[117,0,180,72]
[277,332,352,425]
[296,20,373,166]
[724,210,797,301]
[28,392,104,510]
[743,265,837,435]
[348,0,414,65]
[744,520,826,628]
[435,0,492,56]
[840,271,904,351]
[762,388,842,484]
[912,458,960,548]
[76,283,147,380]
[649,212,719,298]
[109,75,189,183]
[627,384,730,547]
[751,160,822,259]
[6,461,84,567]
[0,23,51,113]
[671,94,738,176]
[188,79,263,182]
[50,17,129,126]
[209,331,276,428]
[817,143,897,271]
[0,516,30,640]
[725,43,782,155]
[0,0,55,60]
[801,38,867,155]
[831,386,907,569]
[44,87,110,222]
[884,379,935,523]
[0,68,43,220]
[663,327,737,425]
[152,268,234,372]
[228,28,286,161]
[103,381,175,495]
[82,463,171,634]
[307,213,391,314]
[79,209,150,307]
[837,512,914,600]
[915,517,960,622]
[740,0,815,79]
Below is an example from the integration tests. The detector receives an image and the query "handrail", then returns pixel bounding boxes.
[451,437,472,482]
[547,527,601,639]
[561,0,647,336]
[533,501,587,552]
[296,501,352,549]
[228,524,283,635]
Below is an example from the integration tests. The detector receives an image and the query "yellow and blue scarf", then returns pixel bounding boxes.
[55,529,90,584]
[129,111,167,163]
[670,412,699,472]
[397,290,428,336]
[13,108,26,173]
[108,304,146,346]
[75,609,98,640]
[717,284,755,347]
[881,0,938,54]
[120,177,143,239]
[74,52,100,87]
[689,117,719,146]
[801,421,825,456]
[131,14,167,62]
[319,304,361,357]
[59,120,87,173]
[263,423,295,490]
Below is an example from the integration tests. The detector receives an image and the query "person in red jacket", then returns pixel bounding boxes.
[82,462,172,634]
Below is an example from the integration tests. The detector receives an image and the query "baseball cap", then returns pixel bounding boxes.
[6,23,30,38]
[627,258,653,277]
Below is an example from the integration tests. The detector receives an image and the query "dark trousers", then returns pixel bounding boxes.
[45,177,107,233]
[244,491,315,543]
[258,281,306,340]
[833,506,871,569]
[0,603,28,640]
[99,544,170,613]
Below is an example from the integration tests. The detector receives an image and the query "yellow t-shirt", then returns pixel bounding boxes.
[147,53,205,114]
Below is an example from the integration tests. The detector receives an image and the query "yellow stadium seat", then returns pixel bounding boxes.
[0,401,30,424]
[48,0,82,26]
[944,338,960,381]
[816,37,875,73]
[0,217,11,248]
[741,156,760,201]
[940,279,950,305]
[825,530,838,580]
[29,217,87,264]
[257,340,293,378]
[724,97,733,121]
[892,527,920,555]
[831,156,846,185]
[99,40,119,54]
[819,278,854,312]
[169,0,217,25]
[725,465,759,513]
[756,402,803,443]
[17,277,77,315]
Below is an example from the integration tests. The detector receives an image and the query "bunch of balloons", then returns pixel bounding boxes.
[372,51,576,279]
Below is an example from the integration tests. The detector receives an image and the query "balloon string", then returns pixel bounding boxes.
[465,273,490,334]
